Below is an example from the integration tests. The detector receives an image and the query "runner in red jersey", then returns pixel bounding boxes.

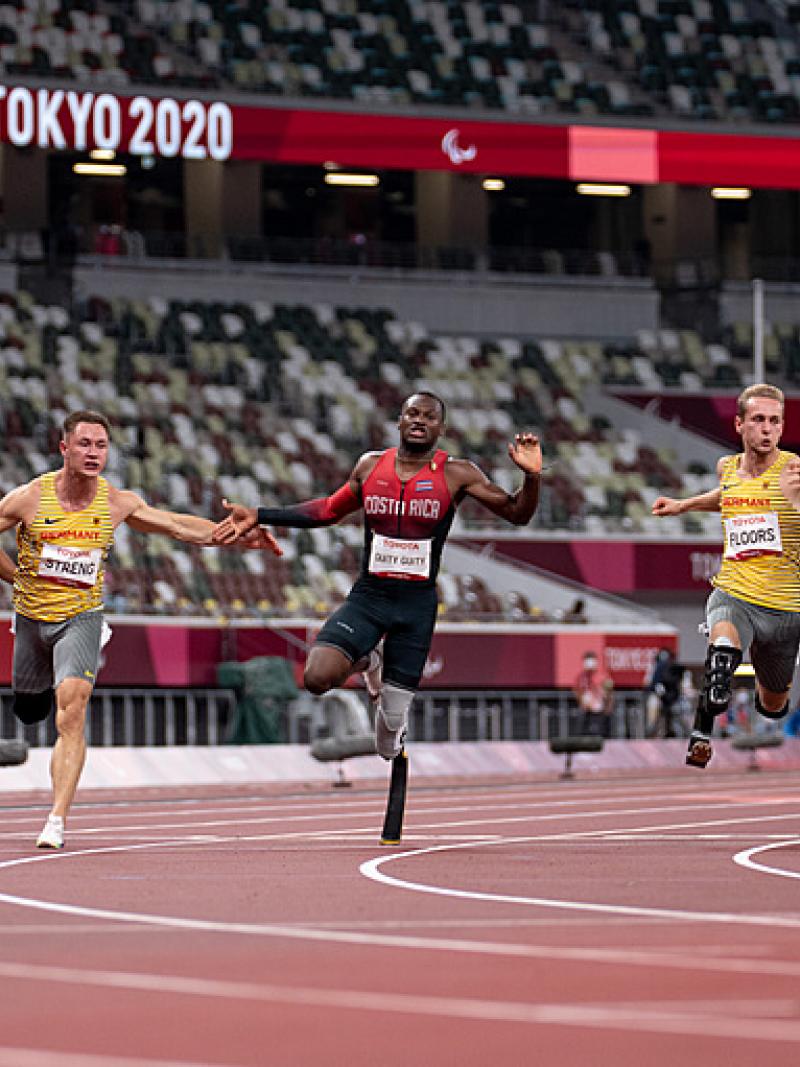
[214,392,542,759]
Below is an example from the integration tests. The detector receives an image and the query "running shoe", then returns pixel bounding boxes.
[686,732,713,769]
[362,643,383,702]
[36,814,64,849]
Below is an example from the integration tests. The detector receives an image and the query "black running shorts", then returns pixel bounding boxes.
[314,576,437,690]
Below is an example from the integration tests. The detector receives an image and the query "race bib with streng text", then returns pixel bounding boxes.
[368,533,432,579]
[37,543,102,587]
[723,511,783,560]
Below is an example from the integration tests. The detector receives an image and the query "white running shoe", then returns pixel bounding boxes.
[375,705,406,761]
[362,643,383,702]
[36,814,64,850]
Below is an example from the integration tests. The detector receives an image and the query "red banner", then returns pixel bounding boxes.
[464,538,722,594]
[5,84,800,188]
[616,392,800,450]
[0,617,674,690]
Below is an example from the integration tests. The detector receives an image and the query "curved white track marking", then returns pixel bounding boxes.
[734,839,800,881]
[2,833,800,979]
[359,819,800,929]
[0,963,799,1044]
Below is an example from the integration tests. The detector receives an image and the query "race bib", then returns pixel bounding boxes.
[723,511,783,560]
[368,533,432,579]
[37,543,102,588]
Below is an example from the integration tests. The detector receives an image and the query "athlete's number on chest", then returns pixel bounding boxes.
[369,533,431,579]
[723,511,782,560]
[38,544,102,587]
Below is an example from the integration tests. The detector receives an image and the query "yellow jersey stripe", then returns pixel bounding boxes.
[14,472,115,623]
[713,450,800,612]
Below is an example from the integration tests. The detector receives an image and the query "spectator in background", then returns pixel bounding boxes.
[562,597,588,624]
[644,647,682,737]
[783,704,800,738]
[574,651,614,737]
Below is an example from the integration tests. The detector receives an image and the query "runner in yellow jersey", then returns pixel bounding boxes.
[0,410,281,848]
[652,383,800,768]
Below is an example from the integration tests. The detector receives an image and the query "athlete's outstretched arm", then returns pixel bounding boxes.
[652,488,722,516]
[459,433,542,525]
[213,482,362,543]
[116,491,282,554]
[652,456,725,516]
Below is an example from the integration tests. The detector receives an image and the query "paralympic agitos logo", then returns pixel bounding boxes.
[441,128,477,165]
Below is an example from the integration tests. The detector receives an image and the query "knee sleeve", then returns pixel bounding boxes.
[703,640,742,716]
[380,683,414,731]
[755,694,789,721]
[13,688,54,725]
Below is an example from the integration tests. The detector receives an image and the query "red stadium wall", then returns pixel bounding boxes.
[616,393,800,450]
[0,619,675,691]
[462,538,722,594]
[5,84,800,188]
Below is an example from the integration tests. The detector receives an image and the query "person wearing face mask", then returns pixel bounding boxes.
[573,651,614,737]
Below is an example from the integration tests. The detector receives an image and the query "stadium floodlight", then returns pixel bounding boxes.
[576,183,631,197]
[90,149,116,161]
[323,173,379,187]
[711,187,751,199]
[73,163,127,177]
[482,178,505,191]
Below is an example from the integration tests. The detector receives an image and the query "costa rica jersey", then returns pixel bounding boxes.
[360,448,454,585]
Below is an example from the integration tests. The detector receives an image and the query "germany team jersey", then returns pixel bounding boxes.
[713,450,800,612]
[360,447,455,586]
[14,472,115,622]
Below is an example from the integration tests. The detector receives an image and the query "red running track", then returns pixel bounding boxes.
[1,768,800,1067]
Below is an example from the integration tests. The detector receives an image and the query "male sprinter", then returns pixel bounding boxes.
[214,392,542,759]
[0,410,280,848]
[652,383,800,768]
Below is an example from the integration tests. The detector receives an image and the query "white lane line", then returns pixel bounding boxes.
[3,783,797,835]
[734,839,800,881]
[0,961,798,1044]
[0,1049,225,1067]
[2,835,800,969]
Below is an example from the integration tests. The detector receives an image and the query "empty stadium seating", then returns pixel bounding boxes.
[4,1,800,125]
[0,288,728,619]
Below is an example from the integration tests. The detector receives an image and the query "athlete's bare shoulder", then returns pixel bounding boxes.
[107,484,147,525]
[352,450,385,485]
[716,454,734,480]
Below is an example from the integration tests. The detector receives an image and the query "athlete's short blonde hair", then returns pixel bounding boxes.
[737,383,784,418]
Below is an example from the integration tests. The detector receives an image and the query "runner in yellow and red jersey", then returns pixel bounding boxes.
[0,410,281,848]
[652,383,800,768]
[214,392,542,761]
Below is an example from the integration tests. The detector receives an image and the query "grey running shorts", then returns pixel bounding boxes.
[706,588,800,694]
[13,609,104,693]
